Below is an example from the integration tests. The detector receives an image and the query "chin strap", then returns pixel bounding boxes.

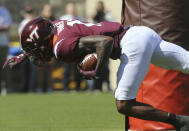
[2,53,27,69]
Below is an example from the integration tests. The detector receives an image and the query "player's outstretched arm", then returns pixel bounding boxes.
[3,53,27,69]
[77,35,113,78]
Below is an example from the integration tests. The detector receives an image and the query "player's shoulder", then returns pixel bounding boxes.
[53,19,65,25]
[53,19,79,27]
[101,21,122,26]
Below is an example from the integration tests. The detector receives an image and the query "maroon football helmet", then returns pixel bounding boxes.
[20,16,54,65]
[3,17,54,69]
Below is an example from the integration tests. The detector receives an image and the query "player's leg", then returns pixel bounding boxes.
[151,40,189,74]
[115,26,189,130]
[116,26,159,100]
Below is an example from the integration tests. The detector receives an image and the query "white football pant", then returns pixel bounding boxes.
[115,26,189,100]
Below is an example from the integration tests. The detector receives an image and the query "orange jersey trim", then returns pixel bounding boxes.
[53,35,58,47]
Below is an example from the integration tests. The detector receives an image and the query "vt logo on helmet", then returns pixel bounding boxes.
[26,26,39,42]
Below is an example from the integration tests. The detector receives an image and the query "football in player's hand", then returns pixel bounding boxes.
[80,53,97,71]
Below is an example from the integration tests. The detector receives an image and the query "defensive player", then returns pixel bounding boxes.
[3,17,189,130]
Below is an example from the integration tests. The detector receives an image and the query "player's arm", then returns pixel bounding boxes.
[116,99,187,130]
[76,35,113,78]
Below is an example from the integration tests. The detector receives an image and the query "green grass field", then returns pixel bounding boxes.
[0,92,124,131]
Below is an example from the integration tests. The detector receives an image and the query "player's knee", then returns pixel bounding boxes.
[123,27,156,56]
[116,100,131,115]
[140,26,156,37]
[139,26,160,49]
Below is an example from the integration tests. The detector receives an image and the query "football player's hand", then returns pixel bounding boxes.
[3,53,26,69]
[79,69,97,80]
[77,63,98,80]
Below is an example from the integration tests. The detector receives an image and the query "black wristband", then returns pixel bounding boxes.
[165,113,180,129]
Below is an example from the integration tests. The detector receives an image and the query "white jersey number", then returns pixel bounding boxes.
[67,20,102,27]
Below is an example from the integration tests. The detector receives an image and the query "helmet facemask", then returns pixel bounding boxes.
[23,35,54,66]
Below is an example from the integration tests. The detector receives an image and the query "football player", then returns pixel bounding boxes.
[3,17,189,130]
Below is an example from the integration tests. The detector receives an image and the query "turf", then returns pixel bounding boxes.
[0,92,124,131]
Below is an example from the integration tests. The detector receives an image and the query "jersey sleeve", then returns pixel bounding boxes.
[95,21,125,37]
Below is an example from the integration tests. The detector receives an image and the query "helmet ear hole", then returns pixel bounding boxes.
[34,43,38,47]
[40,46,45,51]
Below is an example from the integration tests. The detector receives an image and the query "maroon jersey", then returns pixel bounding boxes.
[53,19,126,62]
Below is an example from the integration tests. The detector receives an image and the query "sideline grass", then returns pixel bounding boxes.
[0,92,124,131]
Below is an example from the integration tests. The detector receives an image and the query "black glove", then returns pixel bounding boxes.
[166,113,189,131]
[176,115,189,131]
